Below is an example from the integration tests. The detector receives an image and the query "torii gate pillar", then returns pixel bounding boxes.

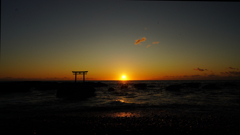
[72,71,88,83]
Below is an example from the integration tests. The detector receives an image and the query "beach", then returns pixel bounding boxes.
[0,80,239,134]
[1,107,239,135]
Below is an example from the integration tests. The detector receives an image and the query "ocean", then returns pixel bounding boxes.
[0,80,239,117]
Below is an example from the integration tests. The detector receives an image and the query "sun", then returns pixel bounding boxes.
[122,75,126,80]
[120,74,128,80]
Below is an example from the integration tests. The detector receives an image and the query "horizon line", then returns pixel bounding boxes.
[0,79,239,82]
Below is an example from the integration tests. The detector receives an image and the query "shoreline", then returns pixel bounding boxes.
[1,80,239,134]
[1,107,239,135]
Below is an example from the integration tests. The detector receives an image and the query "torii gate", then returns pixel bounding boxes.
[72,71,88,83]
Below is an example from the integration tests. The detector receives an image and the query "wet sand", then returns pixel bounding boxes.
[1,108,239,135]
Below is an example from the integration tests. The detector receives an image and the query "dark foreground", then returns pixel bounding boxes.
[1,108,239,135]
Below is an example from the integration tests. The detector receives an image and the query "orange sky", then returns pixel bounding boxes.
[1,1,240,81]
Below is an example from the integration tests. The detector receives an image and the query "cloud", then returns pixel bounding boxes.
[208,74,218,77]
[146,45,151,48]
[135,37,146,45]
[228,67,239,70]
[152,41,159,44]
[144,28,148,30]
[193,68,205,71]
[165,75,175,78]
[3,77,13,79]
[191,75,201,77]
[221,71,240,76]
[220,72,227,75]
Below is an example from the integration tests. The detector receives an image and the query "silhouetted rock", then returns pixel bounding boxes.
[134,83,147,89]
[222,82,238,88]
[182,83,200,88]
[0,82,32,93]
[147,85,156,87]
[120,84,128,89]
[34,82,59,91]
[165,84,182,91]
[202,83,220,90]
[108,87,115,91]
[56,83,95,99]
[85,82,108,87]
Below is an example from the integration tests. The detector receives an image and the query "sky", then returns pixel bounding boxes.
[1,0,240,81]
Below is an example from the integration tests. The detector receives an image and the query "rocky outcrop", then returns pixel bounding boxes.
[202,83,220,90]
[165,84,182,91]
[108,87,115,91]
[0,82,32,93]
[182,83,201,89]
[222,82,238,88]
[120,84,128,89]
[84,82,108,87]
[56,83,95,99]
[134,83,147,89]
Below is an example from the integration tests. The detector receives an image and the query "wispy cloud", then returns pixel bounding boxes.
[208,74,218,77]
[152,41,159,44]
[146,45,151,48]
[221,71,240,76]
[135,37,146,45]
[191,75,201,77]
[193,68,205,71]
[165,75,175,78]
[228,67,239,70]
[144,28,148,30]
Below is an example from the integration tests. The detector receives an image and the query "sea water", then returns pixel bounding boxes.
[0,80,239,115]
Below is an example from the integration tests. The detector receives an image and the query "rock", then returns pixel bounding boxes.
[34,82,59,91]
[202,83,220,90]
[0,82,31,93]
[56,83,95,99]
[120,84,128,89]
[85,82,108,87]
[108,87,115,91]
[134,83,147,89]
[165,84,182,91]
[222,82,238,88]
[182,83,200,89]
[147,85,156,87]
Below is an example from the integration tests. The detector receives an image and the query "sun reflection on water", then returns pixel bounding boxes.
[107,112,141,117]
[116,99,125,103]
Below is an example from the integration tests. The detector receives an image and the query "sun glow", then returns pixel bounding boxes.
[121,75,126,80]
